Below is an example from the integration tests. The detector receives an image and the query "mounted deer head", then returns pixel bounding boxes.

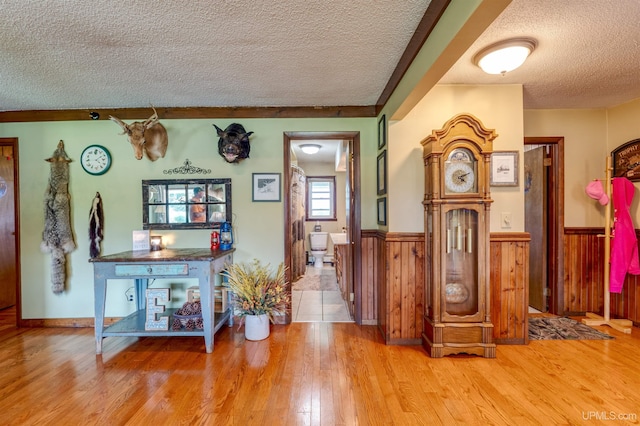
[109,107,168,161]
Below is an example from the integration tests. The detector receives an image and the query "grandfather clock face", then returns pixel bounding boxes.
[444,208,479,318]
[444,148,478,195]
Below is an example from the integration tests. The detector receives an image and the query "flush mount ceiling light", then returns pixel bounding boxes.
[300,144,321,154]
[473,38,537,75]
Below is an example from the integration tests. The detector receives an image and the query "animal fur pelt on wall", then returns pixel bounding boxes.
[89,192,103,258]
[41,140,76,294]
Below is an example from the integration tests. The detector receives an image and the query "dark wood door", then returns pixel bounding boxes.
[0,140,17,310]
[525,147,547,312]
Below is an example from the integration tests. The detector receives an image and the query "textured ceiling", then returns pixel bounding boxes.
[440,0,640,110]
[0,0,429,111]
[1,1,639,113]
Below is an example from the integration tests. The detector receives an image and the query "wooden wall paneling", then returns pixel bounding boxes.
[490,241,503,340]
[368,231,386,335]
[584,231,595,313]
[371,230,530,345]
[515,240,529,343]
[498,242,513,342]
[360,232,378,324]
[564,228,640,326]
[377,233,386,328]
[564,229,603,314]
[381,233,424,344]
[564,231,581,313]
[414,241,425,343]
[490,234,530,344]
[401,243,413,339]
[388,239,402,341]
[612,276,639,323]
[593,231,606,313]
[572,232,584,312]
[360,229,633,345]
[635,280,640,323]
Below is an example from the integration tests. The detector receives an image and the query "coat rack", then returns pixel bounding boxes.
[582,155,633,333]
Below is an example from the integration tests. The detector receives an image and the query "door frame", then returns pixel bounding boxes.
[0,138,21,324]
[524,137,564,315]
[283,131,362,323]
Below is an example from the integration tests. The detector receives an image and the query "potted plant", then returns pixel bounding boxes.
[222,259,290,340]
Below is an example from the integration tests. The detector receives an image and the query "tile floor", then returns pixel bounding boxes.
[292,267,353,322]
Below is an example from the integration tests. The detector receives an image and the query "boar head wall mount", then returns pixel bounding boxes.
[214,123,254,164]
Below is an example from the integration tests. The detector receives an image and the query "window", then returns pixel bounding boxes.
[142,178,232,230]
[306,176,336,221]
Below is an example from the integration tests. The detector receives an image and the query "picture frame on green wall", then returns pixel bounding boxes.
[378,114,386,150]
[252,173,281,202]
[377,197,387,226]
[377,150,387,195]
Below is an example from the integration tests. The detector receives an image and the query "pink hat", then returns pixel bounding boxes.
[585,180,609,205]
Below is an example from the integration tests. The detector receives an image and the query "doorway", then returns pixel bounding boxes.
[524,137,564,315]
[0,138,20,323]
[283,132,362,324]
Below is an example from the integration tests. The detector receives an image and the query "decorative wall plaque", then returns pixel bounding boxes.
[612,138,640,181]
[163,158,211,175]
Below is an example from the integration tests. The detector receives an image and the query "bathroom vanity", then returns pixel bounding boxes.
[331,233,352,316]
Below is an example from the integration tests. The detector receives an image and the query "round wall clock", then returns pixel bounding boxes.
[81,145,112,175]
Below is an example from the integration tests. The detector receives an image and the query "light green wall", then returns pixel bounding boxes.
[0,117,375,319]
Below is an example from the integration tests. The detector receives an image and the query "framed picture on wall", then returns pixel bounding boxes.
[612,138,640,180]
[378,114,386,150]
[252,173,281,202]
[377,197,387,226]
[377,150,387,195]
[490,151,519,186]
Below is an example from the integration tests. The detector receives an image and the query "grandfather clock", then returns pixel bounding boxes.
[421,114,496,358]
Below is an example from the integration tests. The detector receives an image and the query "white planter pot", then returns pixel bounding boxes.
[244,314,270,341]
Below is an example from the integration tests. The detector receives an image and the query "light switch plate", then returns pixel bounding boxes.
[501,212,512,229]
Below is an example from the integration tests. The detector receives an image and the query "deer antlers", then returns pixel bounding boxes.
[109,106,168,161]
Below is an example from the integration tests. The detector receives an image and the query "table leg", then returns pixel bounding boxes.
[94,274,107,355]
[199,275,214,353]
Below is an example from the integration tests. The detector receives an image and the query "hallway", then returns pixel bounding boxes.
[291,265,352,322]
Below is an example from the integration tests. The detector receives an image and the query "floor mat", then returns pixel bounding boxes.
[528,317,615,340]
[292,267,339,291]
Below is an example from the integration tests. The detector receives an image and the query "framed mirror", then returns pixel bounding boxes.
[142,178,232,230]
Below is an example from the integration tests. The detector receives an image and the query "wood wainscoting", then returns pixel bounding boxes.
[365,230,530,345]
[375,231,425,345]
[490,233,530,345]
[564,228,640,324]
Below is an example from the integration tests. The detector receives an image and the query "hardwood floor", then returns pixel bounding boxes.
[0,310,639,425]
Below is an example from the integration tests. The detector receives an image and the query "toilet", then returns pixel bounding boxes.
[309,232,328,268]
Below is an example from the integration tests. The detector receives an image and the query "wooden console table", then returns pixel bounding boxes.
[90,248,234,354]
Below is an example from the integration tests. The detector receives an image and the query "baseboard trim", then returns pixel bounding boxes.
[19,317,121,328]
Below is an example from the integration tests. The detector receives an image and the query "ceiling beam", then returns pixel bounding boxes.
[375,0,452,115]
[0,105,377,123]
